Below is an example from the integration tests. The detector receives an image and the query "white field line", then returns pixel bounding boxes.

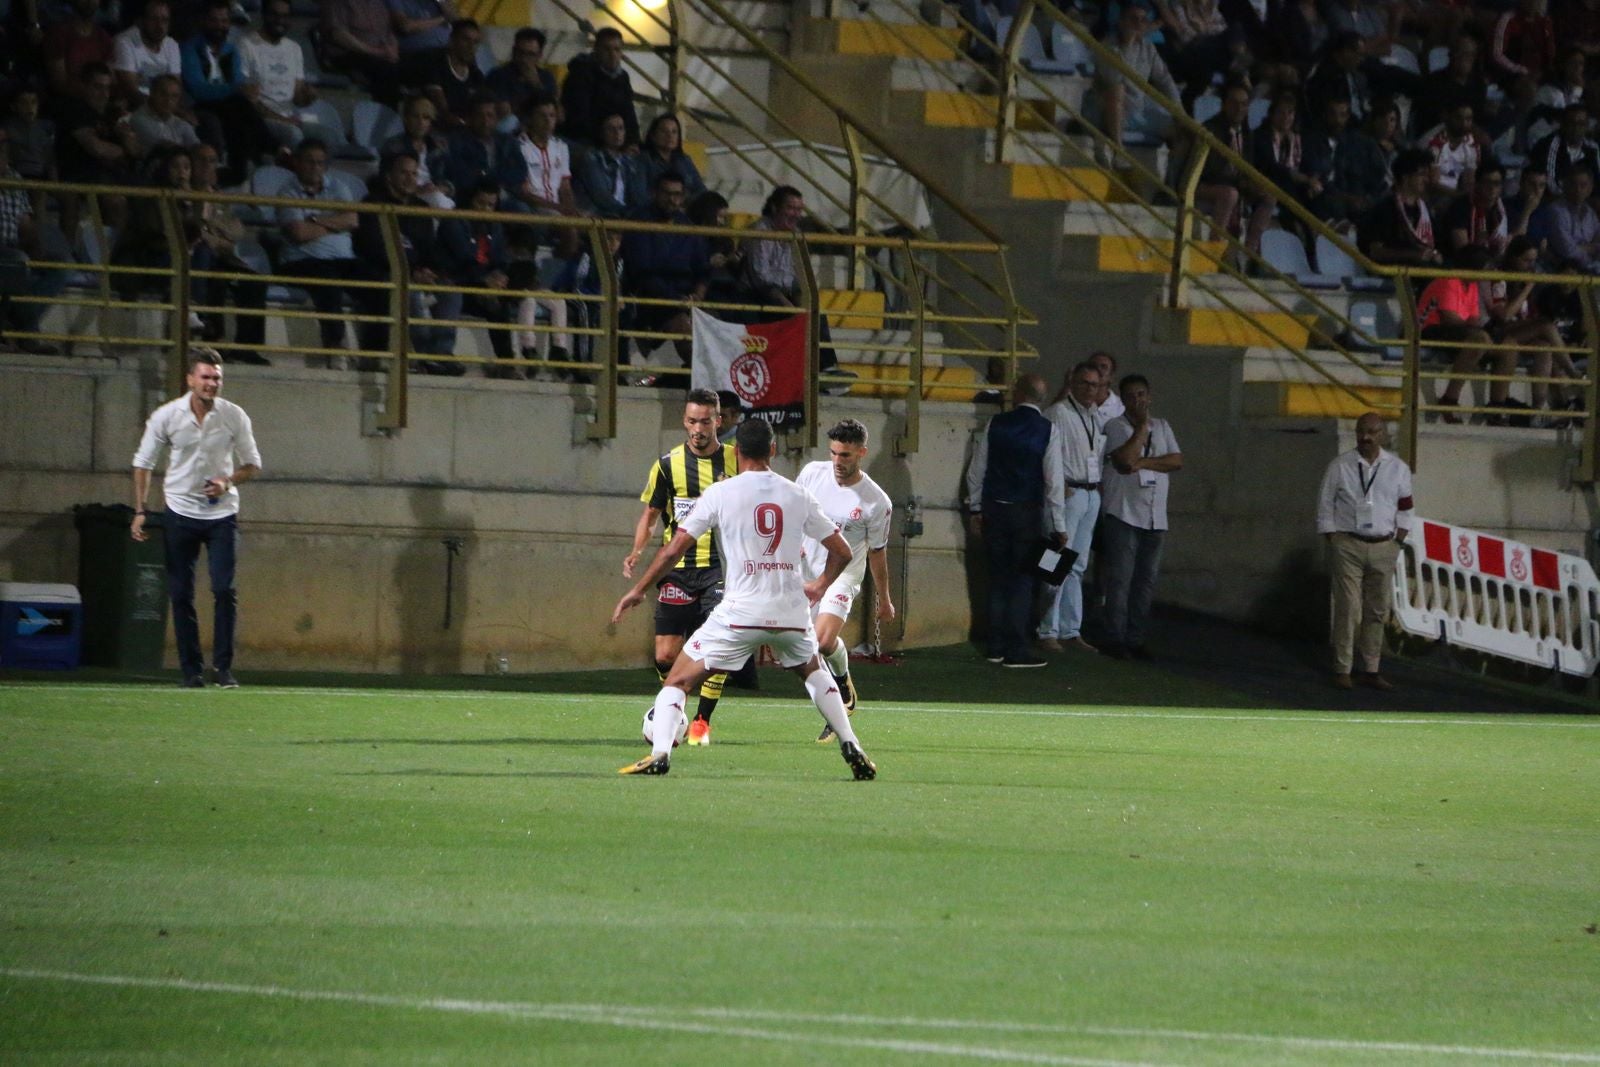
[3,968,1598,1064]
[1,683,1596,729]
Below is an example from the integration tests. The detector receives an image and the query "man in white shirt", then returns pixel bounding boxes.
[1099,374,1182,660]
[1315,411,1414,690]
[130,350,262,689]
[1090,350,1125,421]
[128,74,201,156]
[612,419,876,780]
[239,0,317,150]
[111,0,182,105]
[797,418,895,742]
[1038,360,1106,653]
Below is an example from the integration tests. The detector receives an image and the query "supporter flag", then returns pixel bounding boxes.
[691,308,807,429]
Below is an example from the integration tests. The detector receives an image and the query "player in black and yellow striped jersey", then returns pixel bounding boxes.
[623,390,738,745]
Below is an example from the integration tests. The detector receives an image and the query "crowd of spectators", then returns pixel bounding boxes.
[1002,0,1597,424]
[0,2,839,379]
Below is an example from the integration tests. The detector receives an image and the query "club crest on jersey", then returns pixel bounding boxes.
[730,350,772,404]
[849,506,863,522]
[658,582,696,605]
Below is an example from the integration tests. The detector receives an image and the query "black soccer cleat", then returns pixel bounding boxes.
[834,670,858,713]
[840,741,876,781]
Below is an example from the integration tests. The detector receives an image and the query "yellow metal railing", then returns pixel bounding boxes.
[547,0,1039,398]
[835,0,1600,477]
[0,177,1020,454]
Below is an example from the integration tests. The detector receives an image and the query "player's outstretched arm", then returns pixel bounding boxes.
[612,529,696,623]
[622,505,663,578]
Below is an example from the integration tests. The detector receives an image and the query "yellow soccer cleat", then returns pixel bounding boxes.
[618,754,671,776]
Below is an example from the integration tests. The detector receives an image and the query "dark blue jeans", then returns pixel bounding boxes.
[1099,514,1165,650]
[983,500,1042,660]
[162,508,239,678]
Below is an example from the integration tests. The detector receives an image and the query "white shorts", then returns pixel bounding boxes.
[811,575,861,622]
[684,616,819,670]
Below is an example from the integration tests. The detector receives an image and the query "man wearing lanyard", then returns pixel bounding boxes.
[1099,375,1182,660]
[1315,412,1415,690]
[130,349,263,689]
[1038,361,1106,653]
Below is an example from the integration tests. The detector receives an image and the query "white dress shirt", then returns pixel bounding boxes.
[1044,395,1106,486]
[964,403,1069,533]
[132,394,262,521]
[1098,391,1125,421]
[1100,415,1180,531]
[1316,447,1414,538]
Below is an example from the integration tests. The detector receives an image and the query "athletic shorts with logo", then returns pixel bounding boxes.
[654,566,724,636]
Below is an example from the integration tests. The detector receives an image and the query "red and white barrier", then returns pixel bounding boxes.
[1391,518,1600,676]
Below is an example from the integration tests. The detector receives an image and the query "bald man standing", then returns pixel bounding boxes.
[965,374,1069,669]
[1316,412,1415,690]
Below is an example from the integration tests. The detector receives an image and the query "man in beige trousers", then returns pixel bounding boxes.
[1315,412,1415,690]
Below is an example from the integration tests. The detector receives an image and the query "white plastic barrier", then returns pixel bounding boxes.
[1391,518,1600,676]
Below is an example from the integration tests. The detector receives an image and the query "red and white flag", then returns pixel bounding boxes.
[691,308,806,420]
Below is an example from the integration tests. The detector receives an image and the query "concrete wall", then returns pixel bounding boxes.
[0,356,982,673]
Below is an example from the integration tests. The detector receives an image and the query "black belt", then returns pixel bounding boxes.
[1067,480,1100,490]
[1342,531,1394,544]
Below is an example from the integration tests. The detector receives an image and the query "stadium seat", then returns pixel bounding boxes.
[1192,94,1220,124]
[1047,21,1093,74]
[1426,45,1449,72]
[238,165,295,225]
[1247,96,1269,129]
[302,99,372,160]
[1348,298,1405,361]
[1382,44,1420,74]
[352,100,404,153]
[1314,234,1392,292]
[1261,229,1339,288]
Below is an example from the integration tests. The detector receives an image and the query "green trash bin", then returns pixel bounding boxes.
[73,504,169,670]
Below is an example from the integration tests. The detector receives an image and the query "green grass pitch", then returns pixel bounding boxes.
[2,655,1598,1065]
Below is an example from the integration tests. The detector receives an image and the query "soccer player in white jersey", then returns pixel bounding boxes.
[796,419,895,742]
[612,419,878,780]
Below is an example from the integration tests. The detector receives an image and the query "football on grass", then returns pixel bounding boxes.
[642,705,688,747]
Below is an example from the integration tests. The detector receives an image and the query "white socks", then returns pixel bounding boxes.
[804,669,857,745]
[650,686,687,758]
[822,638,849,678]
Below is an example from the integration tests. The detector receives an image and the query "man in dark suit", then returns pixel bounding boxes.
[963,374,1069,669]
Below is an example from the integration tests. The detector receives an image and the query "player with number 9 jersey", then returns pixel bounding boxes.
[679,470,840,630]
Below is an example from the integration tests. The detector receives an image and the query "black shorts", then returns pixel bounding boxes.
[653,569,724,636]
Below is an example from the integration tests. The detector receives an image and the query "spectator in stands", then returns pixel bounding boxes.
[274,137,365,361]
[382,95,454,208]
[321,0,402,107]
[356,148,452,371]
[630,112,706,205]
[1529,102,1600,194]
[1507,166,1555,251]
[418,17,485,127]
[1360,147,1442,265]
[1442,161,1513,256]
[1193,79,1271,252]
[1253,91,1324,219]
[57,62,135,231]
[1092,4,1179,156]
[388,0,456,59]
[44,0,112,105]
[1547,161,1600,269]
[574,112,639,218]
[240,0,317,152]
[560,26,638,148]
[445,93,528,212]
[110,142,195,298]
[1323,0,1398,65]
[1488,234,1578,416]
[4,88,57,217]
[620,170,708,370]
[1490,0,1556,118]
[1425,102,1480,201]
[182,0,269,185]
[1305,32,1371,125]
[1553,0,1600,75]
[1417,244,1515,420]
[1099,373,1182,661]
[744,184,841,374]
[1090,350,1124,419]
[1363,95,1402,175]
[110,0,179,106]
[434,179,522,376]
[1413,33,1497,142]
[188,141,269,363]
[1155,0,1233,105]
[513,93,575,216]
[1527,47,1586,146]
[687,189,746,312]
[0,127,66,354]
[128,72,199,156]
[487,27,557,126]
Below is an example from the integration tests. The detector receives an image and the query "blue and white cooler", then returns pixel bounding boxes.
[0,582,83,670]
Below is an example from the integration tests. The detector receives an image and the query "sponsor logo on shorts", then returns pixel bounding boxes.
[832,593,849,603]
[659,582,696,605]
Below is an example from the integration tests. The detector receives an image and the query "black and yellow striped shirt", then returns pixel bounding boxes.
[641,442,736,572]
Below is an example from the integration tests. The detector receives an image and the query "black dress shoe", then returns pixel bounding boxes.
[180,675,206,689]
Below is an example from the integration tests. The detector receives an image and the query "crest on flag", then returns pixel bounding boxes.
[691,308,807,428]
